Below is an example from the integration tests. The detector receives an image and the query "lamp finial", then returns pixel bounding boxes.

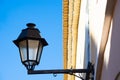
[26,23,36,28]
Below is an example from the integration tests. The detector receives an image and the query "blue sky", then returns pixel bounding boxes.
[0,0,63,80]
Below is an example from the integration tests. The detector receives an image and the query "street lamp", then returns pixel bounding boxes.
[13,23,94,80]
[13,23,48,70]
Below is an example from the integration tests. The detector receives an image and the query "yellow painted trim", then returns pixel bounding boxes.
[67,0,74,80]
[63,0,69,80]
[63,0,81,80]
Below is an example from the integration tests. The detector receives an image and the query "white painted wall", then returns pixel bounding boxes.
[88,0,107,79]
[76,0,108,79]
[75,0,88,80]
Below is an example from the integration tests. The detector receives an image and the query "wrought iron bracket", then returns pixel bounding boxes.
[28,62,94,80]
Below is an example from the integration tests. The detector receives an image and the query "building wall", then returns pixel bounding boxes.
[89,0,107,64]
[63,0,120,80]
[89,0,107,79]
[95,0,118,79]
[76,0,89,80]
[101,0,120,79]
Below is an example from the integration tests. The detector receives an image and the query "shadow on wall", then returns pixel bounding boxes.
[115,72,120,80]
[90,34,97,65]
[102,0,120,79]
[106,3,120,79]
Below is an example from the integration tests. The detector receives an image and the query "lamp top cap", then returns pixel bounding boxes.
[26,23,36,28]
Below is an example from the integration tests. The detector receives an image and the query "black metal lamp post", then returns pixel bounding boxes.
[13,23,94,80]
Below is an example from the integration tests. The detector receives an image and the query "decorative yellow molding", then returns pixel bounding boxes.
[63,0,69,80]
[63,0,81,80]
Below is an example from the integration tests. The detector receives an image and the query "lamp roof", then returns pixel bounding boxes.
[13,23,48,47]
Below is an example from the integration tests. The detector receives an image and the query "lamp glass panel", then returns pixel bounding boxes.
[19,40,27,62]
[28,40,39,61]
[37,42,43,62]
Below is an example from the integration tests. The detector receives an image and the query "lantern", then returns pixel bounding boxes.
[13,23,48,70]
